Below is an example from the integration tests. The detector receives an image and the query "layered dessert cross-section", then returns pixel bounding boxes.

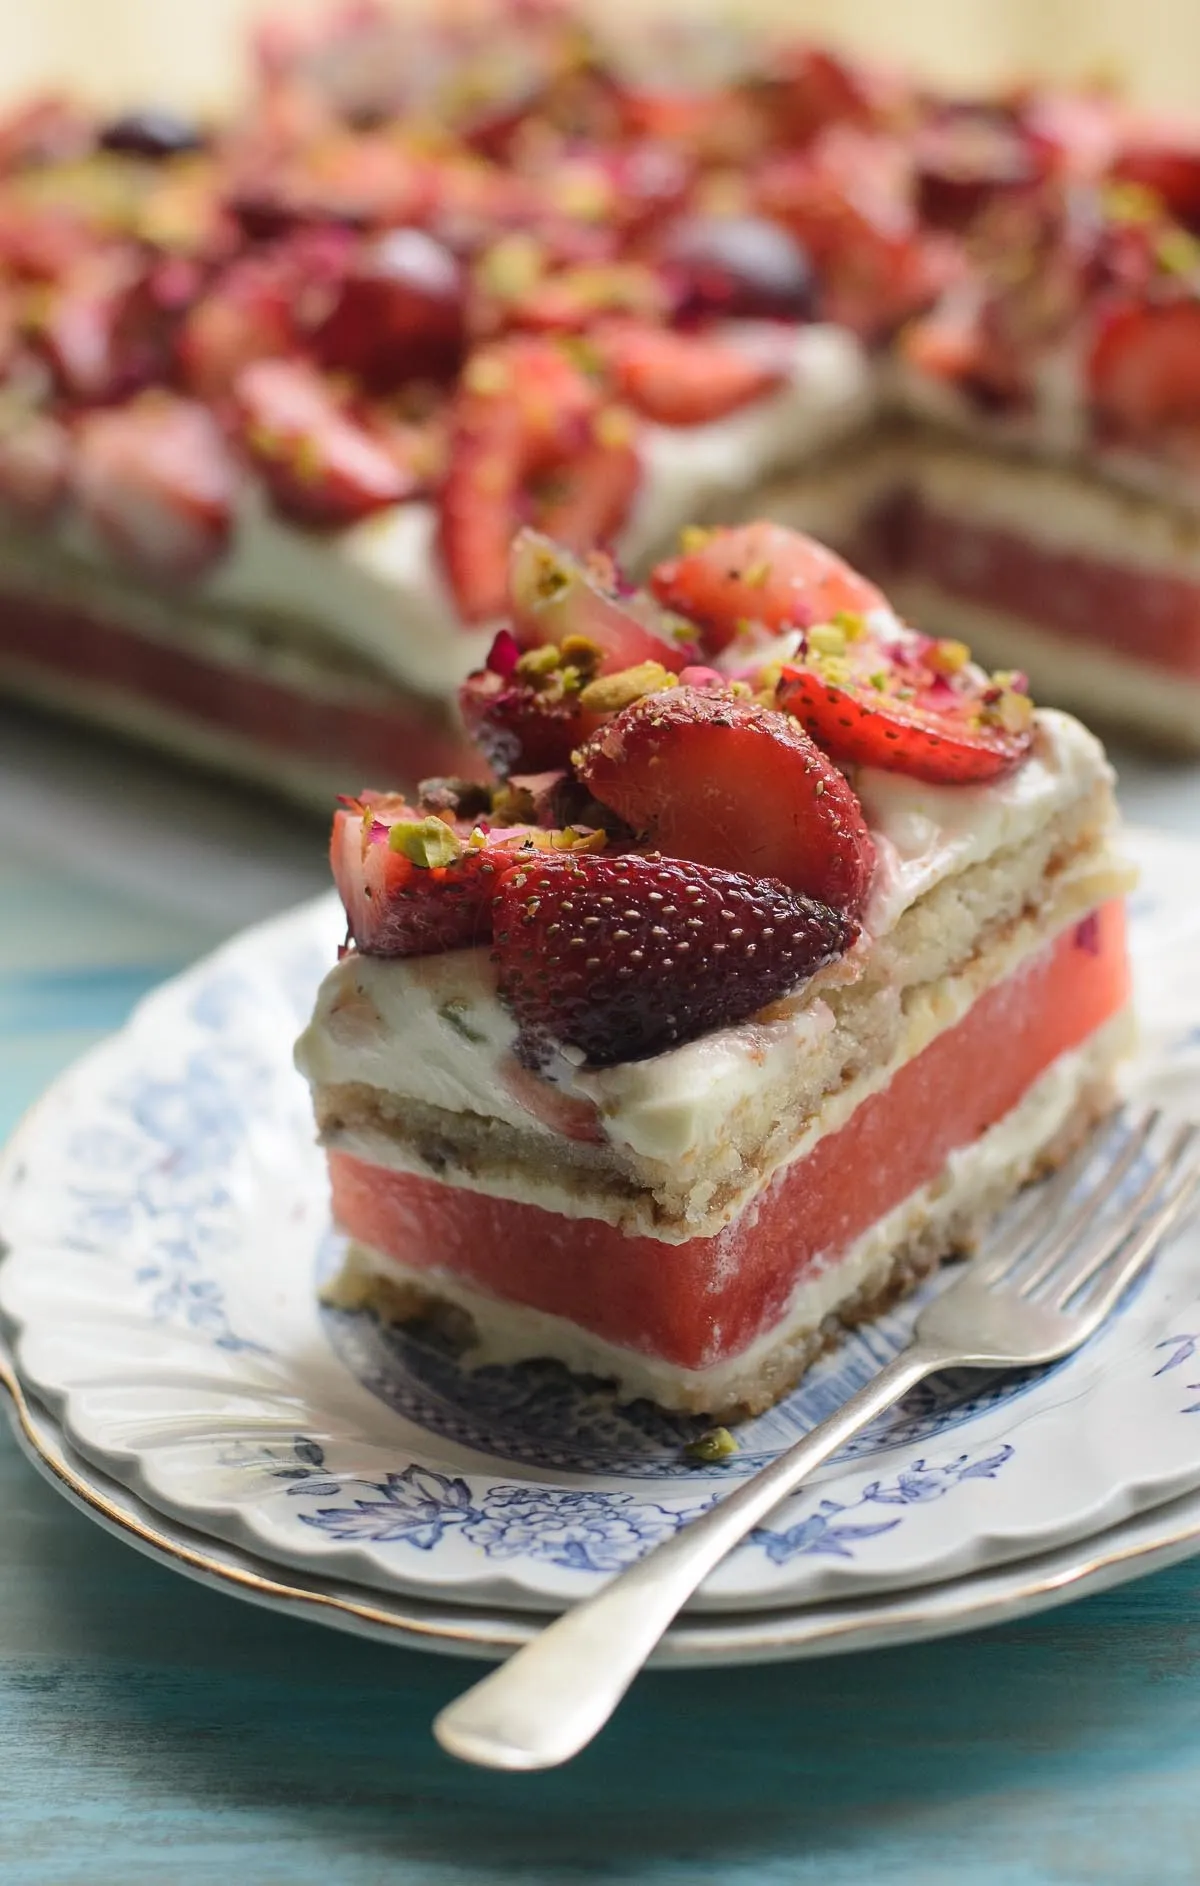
[296,521,1134,1418]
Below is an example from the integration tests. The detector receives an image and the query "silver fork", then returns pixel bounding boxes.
[434,1106,1200,1772]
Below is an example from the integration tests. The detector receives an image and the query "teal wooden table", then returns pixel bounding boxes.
[4,703,1200,1886]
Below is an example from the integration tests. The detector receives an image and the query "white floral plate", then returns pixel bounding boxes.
[4,1331,1200,1667]
[2,827,1200,1618]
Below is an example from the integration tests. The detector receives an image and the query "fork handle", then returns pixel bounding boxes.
[434,1342,943,1770]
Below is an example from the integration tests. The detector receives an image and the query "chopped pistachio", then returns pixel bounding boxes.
[868,670,889,690]
[578,660,677,714]
[490,782,537,826]
[685,1426,739,1464]
[808,622,848,658]
[742,558,771,588]
[1102,179,1162,225]
[477,232,544,300]
[594,404,637,448]
[439,998,486,1045]
[992,688,1035,735]
[559,633,602,679]
[1157,227,1200,275]
[679,524,716,553]
[387,816,462,869]
[832,608,866,642]
[463,353,511,396]
[516,643,563,682]
[927,637,970,675]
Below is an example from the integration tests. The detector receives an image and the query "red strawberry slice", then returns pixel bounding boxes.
[776,617,1034,785]
[508,530,694,672]
[0,410,70,522]
[592,320,785,427]
[527,424,641,551]
[437,339,602,623]
[177,260,298,400]
[504,263,670,335]
[73,394,239,579]
[331,798,499,957]
[755,129,958,337]
[575,687,875,916]
[332,795,605,958]
[34,252,180,404]
[492,849,857,1068]
[650,520,891,657]
[234,357,418,529]
[1112,125,1200,229]
[1087,298,1200,440]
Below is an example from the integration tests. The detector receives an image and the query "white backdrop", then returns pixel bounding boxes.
[0,0,1196,115]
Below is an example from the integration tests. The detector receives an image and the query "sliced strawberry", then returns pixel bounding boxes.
[33,251,178,404]
[492,849,856,1067]
[73,393,239,579]
[436,338,601,623]
[459,666,601,778]
[592,319,784,427]
[508,530,694,671]
[176,257,299,401]
[504,262,670,335]
[650,520,890,657]
[311,228,466,390]
[234,357,418,529]
[331,798,501,956]
[755,129,958,338]
[758,45,899,146]
[527,424,640,551]
[775,613,1034,785]
[1112,124,1200,230]
[575,688,875,916]
[1087,297,1200,441]
[0,410,70,522]
[331,794,602,957]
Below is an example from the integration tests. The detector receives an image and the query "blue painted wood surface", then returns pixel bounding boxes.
[3,703,1200,1885]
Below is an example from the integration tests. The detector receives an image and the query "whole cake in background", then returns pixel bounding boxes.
[0,1,1198,801]
[296,519,1134,1418]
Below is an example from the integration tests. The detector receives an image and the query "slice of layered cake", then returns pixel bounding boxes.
[299,519,1133,1417]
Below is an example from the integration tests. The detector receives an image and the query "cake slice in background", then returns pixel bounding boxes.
[296,521,1134,1418]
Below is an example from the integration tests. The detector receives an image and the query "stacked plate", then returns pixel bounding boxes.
[3,826,1200,1666]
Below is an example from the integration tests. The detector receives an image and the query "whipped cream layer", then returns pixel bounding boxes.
[296,708,1112,1165]
[59,325,872,701]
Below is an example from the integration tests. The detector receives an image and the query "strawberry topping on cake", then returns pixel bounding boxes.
[319,519,1043,1073]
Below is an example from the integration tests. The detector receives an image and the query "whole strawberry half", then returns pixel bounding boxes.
[764,569,1036,784]
[73,393,239,579]
[575,687,875,917]
[650,519,890,656]
[492,850,856,1068]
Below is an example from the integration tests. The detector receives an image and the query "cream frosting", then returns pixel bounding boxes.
[294,708,1113,1166]
[58,324,873,700]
